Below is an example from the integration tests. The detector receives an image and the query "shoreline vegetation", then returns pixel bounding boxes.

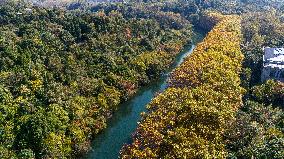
[120,12,245,158]
[0,1,283,159]
[0,1,194,158]
[120,9,284,158]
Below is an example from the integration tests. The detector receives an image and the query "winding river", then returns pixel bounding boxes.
[85,30,206,159]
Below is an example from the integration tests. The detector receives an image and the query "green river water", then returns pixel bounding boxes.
[85,30,205,159]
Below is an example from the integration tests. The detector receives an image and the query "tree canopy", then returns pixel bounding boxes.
[0,2,192,158]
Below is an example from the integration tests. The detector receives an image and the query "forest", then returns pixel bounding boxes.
[0,1,192,158]
[0,0,283,159]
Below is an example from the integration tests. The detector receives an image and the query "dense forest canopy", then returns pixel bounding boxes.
[0,1,192,158]
[121,13,245,158]
[120,1,284,159]
[0,0,283,158]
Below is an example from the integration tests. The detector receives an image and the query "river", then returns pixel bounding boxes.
[84,30,206,159]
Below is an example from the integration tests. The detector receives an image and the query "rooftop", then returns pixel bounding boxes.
[268,55,284,62]
[263,47,284,67]
[273,48,284,55]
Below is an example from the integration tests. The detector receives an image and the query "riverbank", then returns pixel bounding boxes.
[120,14,244,158]
[84,30,206,159]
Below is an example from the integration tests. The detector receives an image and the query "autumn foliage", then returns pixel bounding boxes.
[0,2,192,158]
[120,13,244,158]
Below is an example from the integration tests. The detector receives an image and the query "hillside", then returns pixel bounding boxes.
[0,2,192,158]
[0,0,283,159]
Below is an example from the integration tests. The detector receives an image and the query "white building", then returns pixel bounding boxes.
[25,8,33,13]
[261,47,284,82]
